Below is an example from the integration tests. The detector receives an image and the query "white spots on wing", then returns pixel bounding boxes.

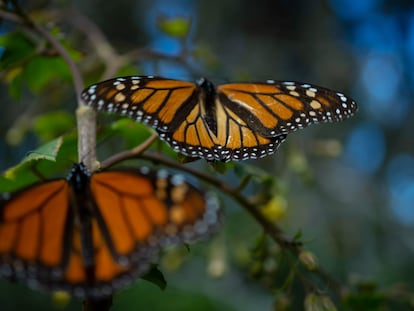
[310,100,322,109]
[306,90,316,98]
[115,83,126,91]
[87,85,96,94]
[286,85,296,91]
[114,92,126,102]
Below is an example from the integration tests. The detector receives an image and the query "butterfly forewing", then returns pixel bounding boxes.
[82,76,198,129]
[82,76,357,161]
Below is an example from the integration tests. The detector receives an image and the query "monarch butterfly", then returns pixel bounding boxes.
[81,76,357,162]
[0,163,219,298]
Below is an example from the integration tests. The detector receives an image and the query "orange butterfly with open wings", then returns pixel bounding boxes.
[82,76,357,161]
[0,163,219,297]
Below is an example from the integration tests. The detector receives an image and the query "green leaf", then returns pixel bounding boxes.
[209,161,230,174]
[115,282,237,311]
[1,134,77,192]
[157,16,191,38]
[141,266,167,290]
[0,31,35,70]
[293,229,303,241]
[8,68,24,100]
[343,280,386,311]
[24,56,72,93]
[24,136,63,162]
[33,111,75,143]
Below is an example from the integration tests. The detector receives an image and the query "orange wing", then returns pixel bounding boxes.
[82,76,198,130]
[0,163,219,298]
[82,76,357,161]
[217,81,357,137]
[0,179,69,271]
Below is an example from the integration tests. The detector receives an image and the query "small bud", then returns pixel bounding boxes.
[304,293,337,311]
[274,294,291,311]
[261,195,287,221]
[52,291,71,309]
[299,251,319,271]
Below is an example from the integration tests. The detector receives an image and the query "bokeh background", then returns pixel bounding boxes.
[1,0,414,310]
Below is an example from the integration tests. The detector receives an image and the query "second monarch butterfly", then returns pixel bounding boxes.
[81,76,357,162]
[0,163,219,298]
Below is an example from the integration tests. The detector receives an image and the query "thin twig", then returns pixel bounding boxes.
[139,152,300,249]
[101,133,159,168]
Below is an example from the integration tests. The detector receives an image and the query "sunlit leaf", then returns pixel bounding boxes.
[23,136,63,162]
[1,134,77,192]
[157,16,191,38]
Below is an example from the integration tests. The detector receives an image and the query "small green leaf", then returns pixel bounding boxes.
[293,229,303,241]
[1,134,77,192]
[157,16,191,38]
[209,161,230,174]
[23,136,63,162]
[141,266,167,290]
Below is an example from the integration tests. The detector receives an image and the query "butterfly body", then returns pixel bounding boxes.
[82,76,357,161]
[0,163,219,297]
[66,164,95,272]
